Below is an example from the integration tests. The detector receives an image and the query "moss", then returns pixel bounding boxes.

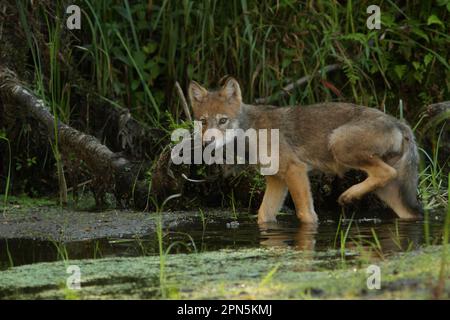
[0,195,58,210]
[0,192,109,212]
[0,245,447,299]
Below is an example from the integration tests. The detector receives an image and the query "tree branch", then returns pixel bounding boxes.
[255,64,341,104]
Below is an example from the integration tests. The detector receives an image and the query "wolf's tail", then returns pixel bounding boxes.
[376,122,423,219]
[394,123,424,216]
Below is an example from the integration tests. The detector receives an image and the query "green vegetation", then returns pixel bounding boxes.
[0,201,448,299]
[0,245,448,299]
[76,0,449,114]
[0,133,11,215]
[1,0,446,210]
[0,195,58,211]
[0,0,448,300]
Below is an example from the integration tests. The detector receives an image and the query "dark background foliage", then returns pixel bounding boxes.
[0,0,448,208]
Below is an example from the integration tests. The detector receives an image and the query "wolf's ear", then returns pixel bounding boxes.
[188,81,208,104]
[222,77,242,104]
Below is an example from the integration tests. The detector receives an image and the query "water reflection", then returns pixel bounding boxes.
[258,218,442,254]
[0,214,444,269]
[259,222,318,251]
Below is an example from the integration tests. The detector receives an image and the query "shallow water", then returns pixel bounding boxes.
[0,213,444,270]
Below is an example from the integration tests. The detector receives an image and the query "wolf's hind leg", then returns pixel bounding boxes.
[337,156,397,205]
[375,182,419,219]
[258,175,288,224]
[284,163,318,224]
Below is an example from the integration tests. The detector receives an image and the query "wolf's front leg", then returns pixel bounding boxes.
[284,163,318,224]
[258,175,288,224]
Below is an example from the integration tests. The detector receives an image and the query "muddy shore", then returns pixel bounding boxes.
[0,201,238,241]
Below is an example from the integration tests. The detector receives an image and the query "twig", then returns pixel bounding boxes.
[181,173,206,183]
[255,63,341,104]
[66,179,93,192]
[0,5,6,41]
[175,81,192,121]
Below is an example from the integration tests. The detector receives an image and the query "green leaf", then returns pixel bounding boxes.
[149,63,161,81]
[143,42,157,55]
[412,61,421,70]
[394,65,407,80]
[131,80,140,90]
[411,26,429,42]
[340,33,367,44]
[281,58,291,68]
[413,71,424,83]
[427,15,444,27]
[187,64,195,79]
[380,13,395,28]
[132,51,146,68]
[424,53,434,66]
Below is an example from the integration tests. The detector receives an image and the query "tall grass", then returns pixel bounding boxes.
[46,9,69,205]
[8,0,449,210]
[4,240,14,268]
[69,0,448,124]
[153,193,183,298]
[16,0,70,205]
[13,1,448,135]
[0,134,11,215]
[155,216,167,297]
[334,212,356,262]
[434,173,450,298]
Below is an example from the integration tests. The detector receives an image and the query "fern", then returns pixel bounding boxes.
[342,61,360,86]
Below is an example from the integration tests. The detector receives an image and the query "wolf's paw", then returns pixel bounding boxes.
[300,214,318,224]
[297,210,318,224]
[257,211,277,224]
[258,217,277,224]
[338,189,359,205]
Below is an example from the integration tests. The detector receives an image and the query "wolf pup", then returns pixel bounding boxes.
[188,77,423,224]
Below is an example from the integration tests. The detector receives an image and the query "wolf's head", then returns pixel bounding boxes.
[188,77,242,148]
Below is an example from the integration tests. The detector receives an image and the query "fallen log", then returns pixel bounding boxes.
[0,67,184,209]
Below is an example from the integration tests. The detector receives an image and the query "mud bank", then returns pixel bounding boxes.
[0,246,447,299]
[1,197,446,243]
[0,202,238,241]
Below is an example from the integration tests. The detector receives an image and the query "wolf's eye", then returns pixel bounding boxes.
[219,117,228,125]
